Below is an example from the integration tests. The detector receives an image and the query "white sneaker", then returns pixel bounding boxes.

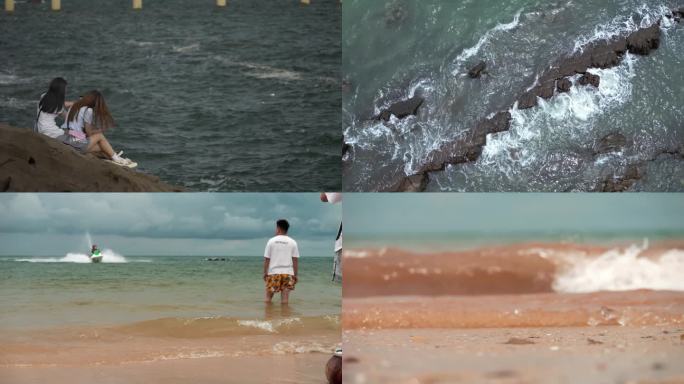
[107,155,138,169]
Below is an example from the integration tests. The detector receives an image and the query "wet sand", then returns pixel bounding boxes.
[343,326,684,384]
[0,324,338,384]
[2,353,330,384]
[343,291,684,329]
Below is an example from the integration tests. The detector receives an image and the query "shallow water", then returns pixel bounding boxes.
[342,0,684,191]
[0,255,341,329]
[0,0,341,191]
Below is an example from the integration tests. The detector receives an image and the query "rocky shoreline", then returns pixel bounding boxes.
[0,124,184,192]
[347,7,683,192]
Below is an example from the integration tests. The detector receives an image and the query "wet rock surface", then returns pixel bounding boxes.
[468,61,487,79]
[381,20,670,191]
[557,78,572,93]
[595,133,627,155]
[376,96,425,121]
[579,73,601,87]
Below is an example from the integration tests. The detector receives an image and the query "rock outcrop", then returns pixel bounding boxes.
[376,96,424,121]
[0,124,184,192]
[579,73,601,87]
[382,19,669,191]
[557,78,572,93]
[595,133,627,155]
[468,61,487,79]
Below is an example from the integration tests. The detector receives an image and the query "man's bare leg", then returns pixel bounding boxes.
[281,288,291,304]
[265,288,274,303]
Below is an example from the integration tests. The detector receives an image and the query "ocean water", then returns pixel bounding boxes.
[346,231,684,294]
[0,255,341,330]
[342,0,684,191]
[0,0,341,191]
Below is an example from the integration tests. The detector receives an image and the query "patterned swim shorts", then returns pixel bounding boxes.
[266,274,296,293]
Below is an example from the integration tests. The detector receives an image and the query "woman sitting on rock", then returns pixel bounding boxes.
[35,77,73,139]
[62,90,137,168]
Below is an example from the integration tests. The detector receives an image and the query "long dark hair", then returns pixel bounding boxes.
[67,90,115,131]
[39,77,67,114]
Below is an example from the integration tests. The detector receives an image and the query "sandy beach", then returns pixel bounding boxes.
[0,316,339,384]
[2,351,330,384]
[343,239,684,383]
[343,326,684,384]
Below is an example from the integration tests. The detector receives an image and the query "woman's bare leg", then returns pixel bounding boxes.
[86,133,115,159]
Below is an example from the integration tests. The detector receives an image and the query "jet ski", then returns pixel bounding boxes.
[90,245,103,263]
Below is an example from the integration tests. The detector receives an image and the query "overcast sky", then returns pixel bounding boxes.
[0,194,341,256]
[345,193,684,236]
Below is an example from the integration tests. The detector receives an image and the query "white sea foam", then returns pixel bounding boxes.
[237,318,301,333]
[0,72,30,85]
[172,43,200,53]
[553,242,684,293]
[272,341,331,355]
[16,249,128,263]
[126,39,160,47]
[478,52,637,175]
[0,97,34,109]
[452,9,522,75]
[214,56,304,81]
[573,3,674,53]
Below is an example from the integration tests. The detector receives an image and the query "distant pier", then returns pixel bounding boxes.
[4,0,335,12]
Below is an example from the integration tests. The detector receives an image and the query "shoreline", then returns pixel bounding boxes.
[1,353,330,384]
[0,321,339,383]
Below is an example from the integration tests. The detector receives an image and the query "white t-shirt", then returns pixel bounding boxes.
[264,235,300,275]
[61,106,93,134]
[324,193,343,252]
[35,94,64,139]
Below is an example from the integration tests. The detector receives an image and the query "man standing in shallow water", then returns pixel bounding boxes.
[263,219,300,304]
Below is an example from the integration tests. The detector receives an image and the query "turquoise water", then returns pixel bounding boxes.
[0,0,341,191]
[343,0,684,191]
[0,256,340,329]
[346,230,684,253]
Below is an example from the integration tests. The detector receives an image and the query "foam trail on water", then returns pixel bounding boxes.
[452,9,522,75]
[16,249,128,263]
[553,242,684,293]
[478,53,636,176]
[237,318,302,333]
[573,3,674,53]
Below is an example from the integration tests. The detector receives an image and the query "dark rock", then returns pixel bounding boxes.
[517,91,538,109]
[601,165,641,192]
[396,173,429,192]
[579,73,601,88]
[595,133,626,154]
[0,124,183,192]
[557,78,572,93]
[376,96,424,121]
[504,337,535,345]
[342,140,351,156]
[325,355,342,384]
[591,50,621,68]
[468,61,487,79]
[385,0,408,27]
[626,23,661,55]
[587,338,604,345]
[535,81,555,100]
[672,8,684,21]
[341,79,352,93]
